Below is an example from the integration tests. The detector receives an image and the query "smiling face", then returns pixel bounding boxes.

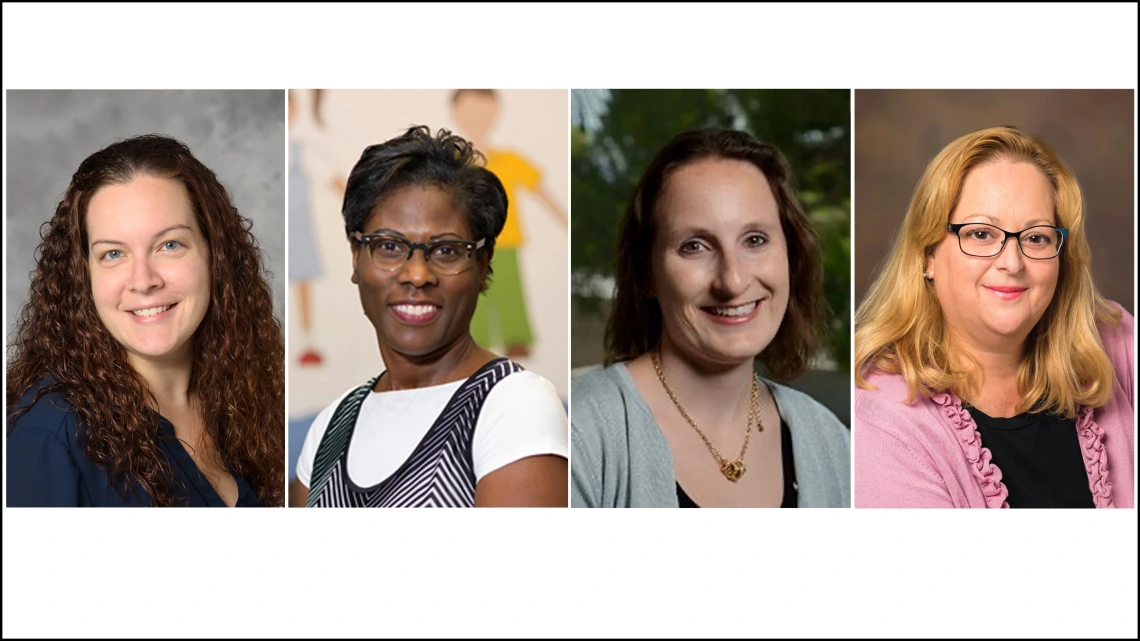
[652,158,790,370]
[926,158,1061,353]
[352,185,487,361]
[87,175,211,371]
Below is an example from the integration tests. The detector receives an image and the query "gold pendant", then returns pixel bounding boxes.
[720,460,746,482]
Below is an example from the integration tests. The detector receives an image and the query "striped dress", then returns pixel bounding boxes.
[306,358,522,507]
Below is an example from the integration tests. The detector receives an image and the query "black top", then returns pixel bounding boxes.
[965,405,1093,509]
[6,379,258,507]
[677,418,797,508]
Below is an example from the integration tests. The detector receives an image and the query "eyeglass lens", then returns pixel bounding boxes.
[366,237,473,273]
[956,223,1063,259]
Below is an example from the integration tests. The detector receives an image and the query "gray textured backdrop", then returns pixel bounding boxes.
[5,90,286,348]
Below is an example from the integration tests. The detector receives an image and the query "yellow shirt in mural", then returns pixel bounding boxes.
[485,149,540,249]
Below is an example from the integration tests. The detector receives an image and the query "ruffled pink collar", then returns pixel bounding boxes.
[930,392,1114,509]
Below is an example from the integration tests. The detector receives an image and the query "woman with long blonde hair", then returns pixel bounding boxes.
[854,126,1133,508]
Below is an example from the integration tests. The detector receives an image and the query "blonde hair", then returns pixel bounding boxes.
[854,126,1120,418]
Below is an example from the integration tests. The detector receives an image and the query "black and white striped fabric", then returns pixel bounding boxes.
[305,358,522,507]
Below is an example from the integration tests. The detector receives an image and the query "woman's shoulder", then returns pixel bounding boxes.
[854,370,917,414]
[7,378,80,443]
[571,363,632,398]
[485,368,564,412]
[767,380,839,420]
[853,369,952,447]
[766,380,848,442]
[570,364,646,438]
[1099,300,1135,354]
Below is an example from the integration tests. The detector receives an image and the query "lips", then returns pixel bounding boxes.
[131,304,172,317]
[389,301,442,325]
[983,285,1027,301]
[701,299,761,324]
[127,302,177,321]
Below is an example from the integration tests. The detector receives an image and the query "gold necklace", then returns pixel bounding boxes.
[651,349,762,482]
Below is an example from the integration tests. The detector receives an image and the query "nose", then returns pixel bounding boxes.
[993,236,1026,273]
[397,248,439,288]
[711,250,748,299]
[128,256,163,293]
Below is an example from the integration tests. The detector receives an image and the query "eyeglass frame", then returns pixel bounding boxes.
[946,222,1069,260]
[351,231,487,273]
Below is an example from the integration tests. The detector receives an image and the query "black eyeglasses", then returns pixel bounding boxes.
[352,232,485,275]
[947,223,1068,260]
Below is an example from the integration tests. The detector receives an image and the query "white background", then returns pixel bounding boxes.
[3,3,1137,639]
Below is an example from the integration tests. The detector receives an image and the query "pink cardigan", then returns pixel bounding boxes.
[855,303,1135,508]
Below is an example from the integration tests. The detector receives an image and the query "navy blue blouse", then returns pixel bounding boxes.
[6,380,259,507]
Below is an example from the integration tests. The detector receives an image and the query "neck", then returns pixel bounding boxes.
[127,350,195,415]
[376,333,492,391]
[651,337,757,436]
[952,332,1025,383]
[951,332,1026,417]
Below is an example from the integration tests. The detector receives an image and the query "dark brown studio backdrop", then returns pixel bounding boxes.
[854,89,1134,314]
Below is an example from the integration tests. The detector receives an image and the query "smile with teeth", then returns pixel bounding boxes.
[131,305,172,317]
[391,303,441,322]
[705,300,758,317]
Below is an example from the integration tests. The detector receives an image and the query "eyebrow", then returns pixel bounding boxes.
[90,224,195,249]
[669,219,774,239]
[366,227,466,241]
[962,215,1055,228]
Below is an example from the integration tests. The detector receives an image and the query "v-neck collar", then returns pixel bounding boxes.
[155,414,252,507]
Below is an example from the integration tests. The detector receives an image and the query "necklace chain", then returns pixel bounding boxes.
[650,350,763,482]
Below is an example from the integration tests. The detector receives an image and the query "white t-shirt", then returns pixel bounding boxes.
[296,370,567,488]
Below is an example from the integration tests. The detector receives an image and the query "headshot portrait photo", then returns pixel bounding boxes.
[853,89,1135,509]
[5,89,286,507]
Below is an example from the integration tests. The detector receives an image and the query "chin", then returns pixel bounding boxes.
[696,344,763,368]
[127,345,184,362]
[983,310,1040,337]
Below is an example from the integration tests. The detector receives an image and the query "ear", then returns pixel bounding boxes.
[478,247,494,292]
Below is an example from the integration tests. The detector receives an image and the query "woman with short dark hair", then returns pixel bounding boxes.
[293,126,568,508]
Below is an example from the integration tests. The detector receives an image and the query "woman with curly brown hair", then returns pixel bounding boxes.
[6,134,285,507]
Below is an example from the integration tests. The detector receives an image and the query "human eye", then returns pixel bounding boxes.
[1023,230,1053,246]
[161,240,184,251]
[100,249,124,263]
[743,233,767,249]
[372,239,407,258]
[678,239,707,256]
[962,225,998,242]
[430,242,465,264]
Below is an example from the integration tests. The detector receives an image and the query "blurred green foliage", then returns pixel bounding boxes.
[571,89,850,371]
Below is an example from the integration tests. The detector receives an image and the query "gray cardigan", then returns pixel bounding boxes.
[571,363,850,508]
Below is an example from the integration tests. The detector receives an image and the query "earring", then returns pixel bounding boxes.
[923,271,931,280]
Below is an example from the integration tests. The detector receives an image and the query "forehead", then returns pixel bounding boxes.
[953,159,1055,226]
[85,175,198,235]
[656,157,778,233]
[364,184,472,238]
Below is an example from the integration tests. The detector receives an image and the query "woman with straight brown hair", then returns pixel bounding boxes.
[571,127,850,508]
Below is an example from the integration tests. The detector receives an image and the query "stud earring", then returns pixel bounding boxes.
[923,271,931,280]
